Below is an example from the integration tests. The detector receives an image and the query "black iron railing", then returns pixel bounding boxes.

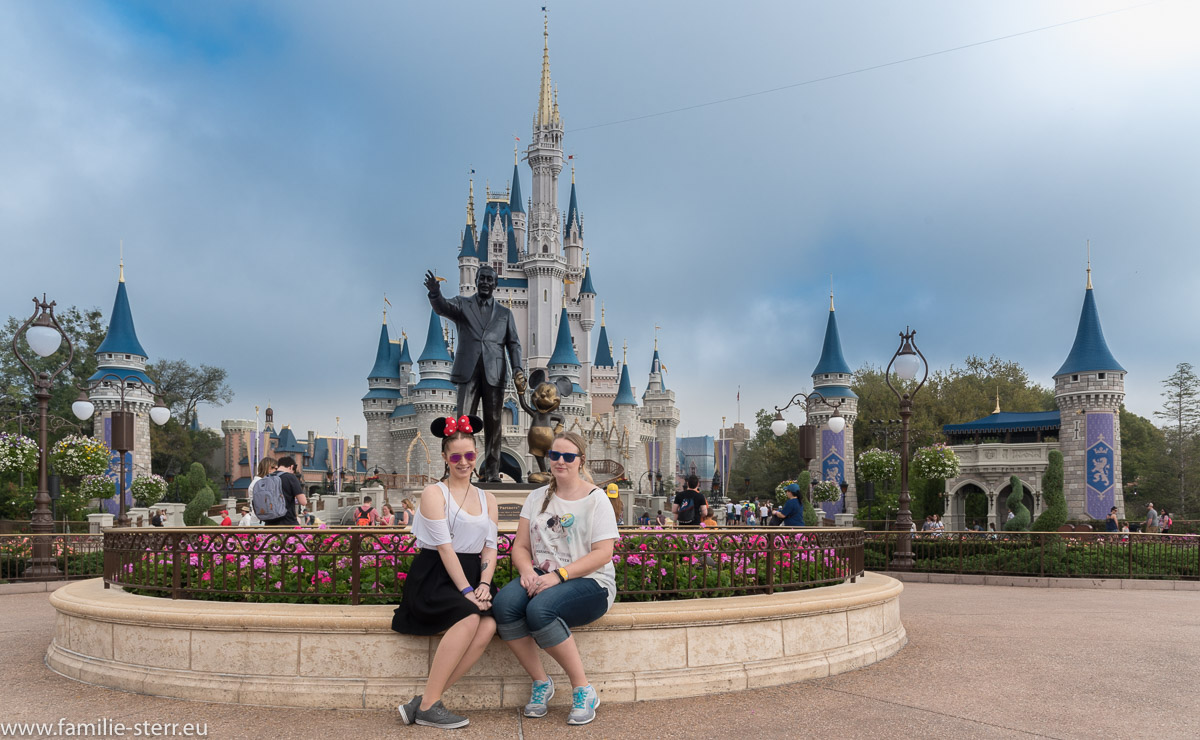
[0,534,104,582]
[866,530,1200,580]
[101,526,865,604]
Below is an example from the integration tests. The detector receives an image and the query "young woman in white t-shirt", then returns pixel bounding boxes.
[493,431,619,726]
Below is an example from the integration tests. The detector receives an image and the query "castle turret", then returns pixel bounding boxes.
[90,262,155,481]
[1054,262,1125,520]
[458,179,479,293]
[509,151,527,256]
[640,336,679,499]
[589,307,618,416]
[564,172,583,279]
[363,314,404,470]
[577,259,596,392]
[522,17,567,369]
[807,293,859,518]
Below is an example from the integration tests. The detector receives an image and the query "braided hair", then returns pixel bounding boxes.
[540,431,595,513]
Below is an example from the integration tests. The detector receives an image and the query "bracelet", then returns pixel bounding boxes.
[460,586,474,595]
[556,567,569,583]
[478,581,491,589]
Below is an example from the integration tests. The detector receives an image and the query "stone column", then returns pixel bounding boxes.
[87,513,114,534]
[987,493,998,533]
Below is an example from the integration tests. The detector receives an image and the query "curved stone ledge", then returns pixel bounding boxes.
[46,573,905,709]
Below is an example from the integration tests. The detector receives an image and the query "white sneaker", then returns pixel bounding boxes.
[566,685,599,725]
[523,678,555,718]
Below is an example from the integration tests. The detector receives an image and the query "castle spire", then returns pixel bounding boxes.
[537,11,554,128]
[96,271,147,358]
[548,306,580,367]
[1055,263,1124,377]
[994,387,1001,415]
[368,321,400,380]
[812,301,852,378]
[1086,239,1092,290]
[466,176,476,230]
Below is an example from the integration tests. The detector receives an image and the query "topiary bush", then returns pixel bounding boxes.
[1032,450,1066,531]
[1003,475,1031,531]
[184,486,215,526]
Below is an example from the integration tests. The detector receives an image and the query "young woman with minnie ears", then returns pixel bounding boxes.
[392,415,499,730]
[492,431,619,726]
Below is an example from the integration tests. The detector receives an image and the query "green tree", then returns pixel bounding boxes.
[1153,362,1200,517]
[150,420,223,479]
[146,359,234,429]
[1003,476,1031,531]
[729,410,809,500]
[1119,406,1172,515]
[175,463,210,505]
[1032,450,1066,531]
[184,486,216,526]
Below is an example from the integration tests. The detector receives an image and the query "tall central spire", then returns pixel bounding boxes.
[537,13,555,128]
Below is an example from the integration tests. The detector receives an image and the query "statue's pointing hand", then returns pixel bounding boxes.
[423,270,441,295]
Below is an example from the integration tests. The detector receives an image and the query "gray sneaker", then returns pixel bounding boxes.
[397,694,422,725]
[523,677,555,718]
[414,700,469,729]
[566,685,599,725]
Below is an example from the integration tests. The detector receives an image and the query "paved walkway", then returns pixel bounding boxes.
[2,583,1197,739]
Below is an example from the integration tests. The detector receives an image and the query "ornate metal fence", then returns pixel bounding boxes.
[0,534,104,581]
[102,527,864,604]
[866,531,1200,580]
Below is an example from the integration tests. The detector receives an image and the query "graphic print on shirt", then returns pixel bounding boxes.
[531,509,578,572]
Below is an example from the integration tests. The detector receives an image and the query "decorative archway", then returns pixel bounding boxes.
[405,433,432,484]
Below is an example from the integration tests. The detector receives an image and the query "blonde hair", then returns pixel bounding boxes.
[401,498,415,513]
[256,457,277,478]
[540,431,595,513]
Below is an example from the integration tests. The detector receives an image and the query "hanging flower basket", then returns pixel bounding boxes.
[0,432,39,474]
[49,435,112,477]
[856,448,900,483]
[79,474,118,501]
[811,480,842,503]
[911,443,961,481]
[132,474,168,507]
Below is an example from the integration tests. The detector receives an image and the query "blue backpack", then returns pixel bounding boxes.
[252,472,288,520]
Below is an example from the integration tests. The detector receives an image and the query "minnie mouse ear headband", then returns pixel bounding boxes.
[431,415,484,438]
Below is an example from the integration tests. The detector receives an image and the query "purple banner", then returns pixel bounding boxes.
[820,428,845,518]
[1085,412,1116,519]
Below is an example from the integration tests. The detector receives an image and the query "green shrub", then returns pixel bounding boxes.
[1032,450,1067,531]
[184,486,215,526]
[1003,476,1031,531]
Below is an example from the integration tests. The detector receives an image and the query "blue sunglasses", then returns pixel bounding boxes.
[547,450,579,463]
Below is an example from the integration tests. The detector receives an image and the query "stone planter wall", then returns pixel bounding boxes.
[47,573,904,709]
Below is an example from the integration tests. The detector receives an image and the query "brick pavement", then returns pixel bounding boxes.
[2,583,1196,739]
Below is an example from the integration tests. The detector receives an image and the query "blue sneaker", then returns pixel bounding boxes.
[523,677,554,718]
[566,685,599,725]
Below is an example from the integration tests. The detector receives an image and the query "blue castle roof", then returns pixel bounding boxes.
[389,403,416,418]
[812,308,852,376]
[507,224,519,263]
[87,367,154,385]
[397,336,412,365]
[565,181,581,238]
[96,280,148,358]
[809,385,857,400]
[650,349,661,373]
[548,308,580,366]
[614,363,637,407]
[509,163,525,214]
[579,266,596,295]
[458,226,477,260]
[943,411,1062,435]
[593,324,614,367]
[1056,287,1125,376]
[362,388,403,400]
[274,427,306,453]
[418,310,451,363]
[368,323,401,380]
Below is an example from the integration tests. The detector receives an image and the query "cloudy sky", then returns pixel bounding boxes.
[2,0,1197,443]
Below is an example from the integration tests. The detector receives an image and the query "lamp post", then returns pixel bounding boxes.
[771,390,848,512]
[11,296,75,577]
[72,375,171,527]
[869,419,902,451]
[885,327,929,570]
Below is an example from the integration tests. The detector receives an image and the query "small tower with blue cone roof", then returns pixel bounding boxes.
[589,305,618,415]
[807,290,859,520]
[90,259,156,482]
[611,340,645,491]
[640,328,679,500]
[363,307,404,466]
[547,304,586,418]
[457,178,479,293]
[1054,256,1126,521]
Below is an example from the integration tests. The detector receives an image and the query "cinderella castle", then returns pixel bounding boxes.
[362,21,678,488]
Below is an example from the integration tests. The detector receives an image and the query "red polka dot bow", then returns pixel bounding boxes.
[444,415,473,435]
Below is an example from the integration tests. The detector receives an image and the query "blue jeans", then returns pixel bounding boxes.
[493,574,609,649]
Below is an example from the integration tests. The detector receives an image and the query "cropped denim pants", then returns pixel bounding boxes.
[493,574,609,649]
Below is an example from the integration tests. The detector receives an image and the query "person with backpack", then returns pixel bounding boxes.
[672,475,708,526]
[355,496,381,526]
[256,456,306,526]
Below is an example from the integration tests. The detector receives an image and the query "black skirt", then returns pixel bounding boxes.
[391,548,494,636]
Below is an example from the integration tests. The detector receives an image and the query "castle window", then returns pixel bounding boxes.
[1072,374,1079,382]
[1098,373,1106,380]
[125,354,131,360]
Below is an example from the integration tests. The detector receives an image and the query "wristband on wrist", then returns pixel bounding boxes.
[460,586,474,595]
[556,567,569,583]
